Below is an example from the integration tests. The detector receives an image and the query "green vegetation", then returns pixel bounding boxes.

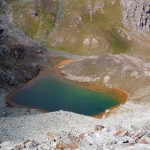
[46,0,128,55]
[109,27,130,53]
[9,0,148,56]
[9,0,128,55]
[10,0,59,41]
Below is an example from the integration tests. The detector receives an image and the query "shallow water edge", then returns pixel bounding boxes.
[6,59,128,118]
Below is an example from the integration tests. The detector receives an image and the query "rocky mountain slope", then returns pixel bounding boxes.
[0,0,150,150]
[0,0,51,89]
[5,0,150,61]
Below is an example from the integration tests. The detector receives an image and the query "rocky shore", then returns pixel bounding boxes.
[0,86,150,150]
[0,57,149,150]
[0,88,40,118]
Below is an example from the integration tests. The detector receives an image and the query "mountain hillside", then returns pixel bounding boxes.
[0,0,150,149]
[5,0,150,61]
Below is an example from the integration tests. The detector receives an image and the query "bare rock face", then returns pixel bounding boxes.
[0,1,49,89]
[120,0,150,34]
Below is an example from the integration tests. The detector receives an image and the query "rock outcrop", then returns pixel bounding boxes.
[121,0,150,34]
[0,1,49,89]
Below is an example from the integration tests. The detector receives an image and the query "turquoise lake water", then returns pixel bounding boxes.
[11,75,119,116]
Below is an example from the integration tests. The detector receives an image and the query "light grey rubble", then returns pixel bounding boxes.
[0,88,41,118]
[0,86,150,149]
[1,69,149,149]
[1,125,150,150]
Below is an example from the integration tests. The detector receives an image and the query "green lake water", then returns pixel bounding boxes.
[11,75,119,116]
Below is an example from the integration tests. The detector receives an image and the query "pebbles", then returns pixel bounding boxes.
[1,125,150,150]
[0,92,150,149]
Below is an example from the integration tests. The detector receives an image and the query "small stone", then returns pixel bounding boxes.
[115,130,128,137]
[75,133,85,142]
[23,140,30,148]
[105,109,110,114]
[140,139,149,144]
[79,138,92,147]
[94,125,104,131]
[47,132,53,139]
[56,143,63,149]
[103,115,106,119]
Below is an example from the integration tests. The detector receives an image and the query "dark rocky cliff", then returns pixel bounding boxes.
[0,1,49,89]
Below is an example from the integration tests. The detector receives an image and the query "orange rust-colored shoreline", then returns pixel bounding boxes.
[6,59,75,112]
[6,59,128,118]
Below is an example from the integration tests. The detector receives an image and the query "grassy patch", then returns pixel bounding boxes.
[47,0,126,55]
[9,0,132,55]
[11,0,59,40]
[109,27,130,53]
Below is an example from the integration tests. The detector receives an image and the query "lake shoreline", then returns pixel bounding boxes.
[6,59,129,118]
